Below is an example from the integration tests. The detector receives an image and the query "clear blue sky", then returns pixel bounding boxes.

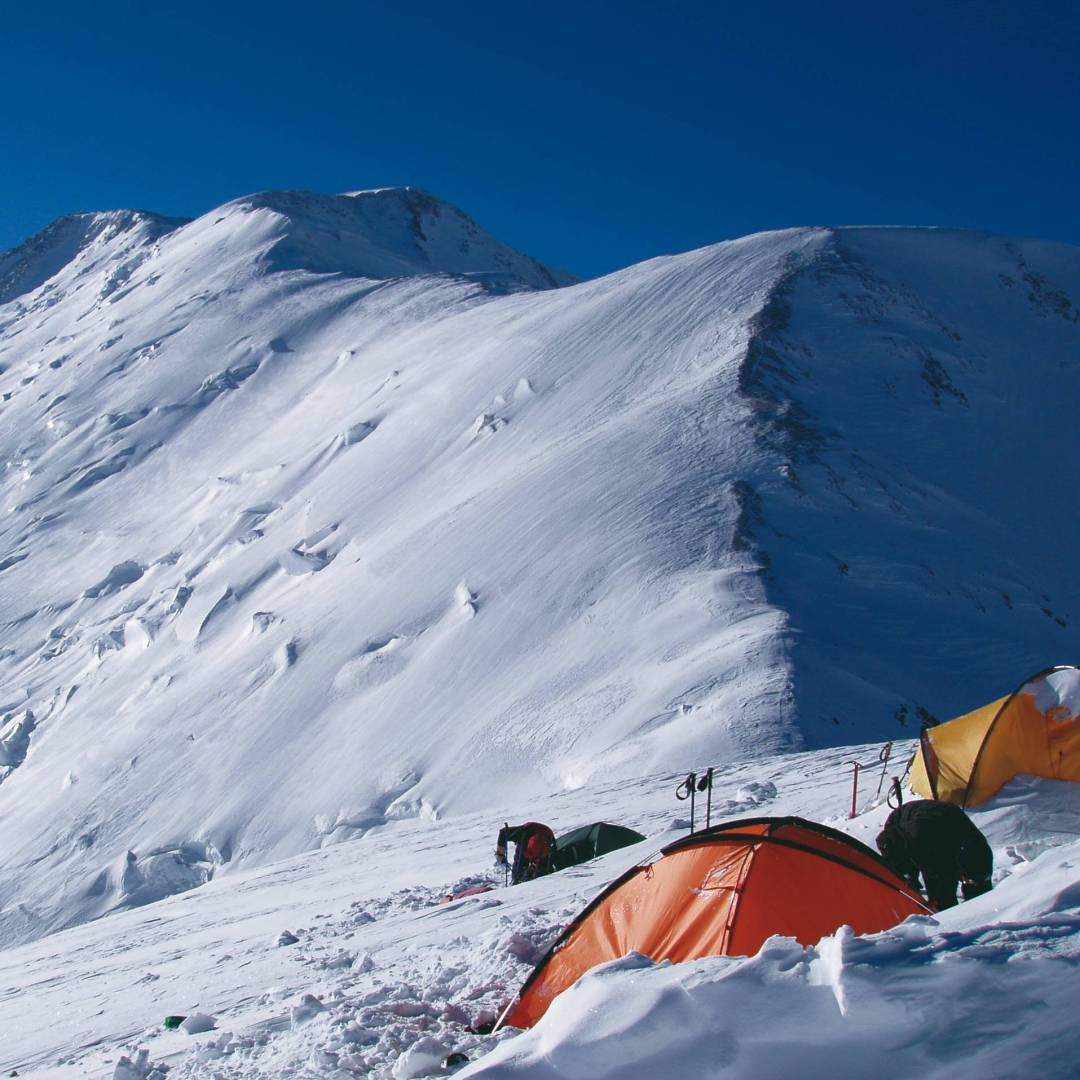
[2,0,1078,279]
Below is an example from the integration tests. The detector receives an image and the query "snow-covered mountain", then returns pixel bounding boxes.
[0,188,1078,953]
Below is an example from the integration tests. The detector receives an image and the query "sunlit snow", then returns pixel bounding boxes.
[0,188,1078,1077]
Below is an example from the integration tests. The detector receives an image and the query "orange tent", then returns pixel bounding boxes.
[910,665,1080,807]
[497,817,930,1030]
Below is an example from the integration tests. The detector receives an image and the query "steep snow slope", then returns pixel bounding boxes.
[738,230,1080,743]
[0,190,1078,951]
[0,191,817,946]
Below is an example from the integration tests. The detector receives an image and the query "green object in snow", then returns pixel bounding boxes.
[164,1015,187,1030]
[553,822,646,870]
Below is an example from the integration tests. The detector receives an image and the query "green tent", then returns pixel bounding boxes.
[553,822,646,871]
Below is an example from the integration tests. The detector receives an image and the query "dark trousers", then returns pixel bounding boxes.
[921,867,959,910]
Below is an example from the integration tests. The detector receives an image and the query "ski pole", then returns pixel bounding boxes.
[900,749,917,784]
[875,742,893,799]
[699,767,714,829]
[675,772,697,833]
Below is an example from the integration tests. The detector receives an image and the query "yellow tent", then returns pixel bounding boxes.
[910,665,1080,807]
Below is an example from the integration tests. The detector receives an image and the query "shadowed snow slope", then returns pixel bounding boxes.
[0,190,1077,947]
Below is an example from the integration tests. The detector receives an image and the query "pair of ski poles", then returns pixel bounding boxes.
[675,767,714,833]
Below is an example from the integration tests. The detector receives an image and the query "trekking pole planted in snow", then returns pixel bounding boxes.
[875,742,894,799]
[698,767,714,829]
[675,772,697,833]
[499,822,509,887]
[844,759,863,819]
[901,749,918,785]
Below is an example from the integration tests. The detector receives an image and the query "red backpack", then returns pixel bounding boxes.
[522,824,554,863]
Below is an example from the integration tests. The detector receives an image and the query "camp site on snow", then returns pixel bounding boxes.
[4,665,1080,1078]
[483,666,1080,1035]
[393,664,1080,1053]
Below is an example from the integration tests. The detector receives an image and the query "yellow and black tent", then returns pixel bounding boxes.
[911,665,1080,807]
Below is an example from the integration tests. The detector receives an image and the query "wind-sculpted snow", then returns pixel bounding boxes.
[0,189,1078,957]
[0,194,821,946]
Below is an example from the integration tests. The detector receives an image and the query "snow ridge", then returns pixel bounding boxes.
[216,187,575,289]
[734,227,1080,740]
[0,210,188,306]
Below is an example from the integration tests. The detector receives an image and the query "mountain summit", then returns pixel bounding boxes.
[0,191,1078,945]
[0,209,188,306]
[227,186,576,287]
[0,187,571,308]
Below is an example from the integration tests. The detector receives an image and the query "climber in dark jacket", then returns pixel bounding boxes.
[495,822,556,885]
[876,799,993,910]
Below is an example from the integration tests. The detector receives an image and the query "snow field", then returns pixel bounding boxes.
[2,742,1077,1079]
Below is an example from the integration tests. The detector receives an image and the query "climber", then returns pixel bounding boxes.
[876,799,993,910]
[495,822,556,885]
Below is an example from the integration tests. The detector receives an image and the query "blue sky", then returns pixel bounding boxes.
[2,1,1078,278]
